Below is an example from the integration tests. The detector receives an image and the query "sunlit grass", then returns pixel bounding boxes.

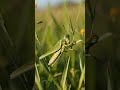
[35,2,85,90]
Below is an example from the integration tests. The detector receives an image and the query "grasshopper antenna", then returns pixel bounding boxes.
[62,25,67,34]
[69,18,75,41]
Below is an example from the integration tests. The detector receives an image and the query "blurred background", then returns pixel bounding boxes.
[35,0,83,9]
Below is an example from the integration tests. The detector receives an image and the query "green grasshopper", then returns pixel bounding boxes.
[39,34,82,67]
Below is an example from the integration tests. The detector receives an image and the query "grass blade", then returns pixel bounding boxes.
[77,65,85,90]
[35,63,43,90]
[10,61,34,79]
[60,56,70,90]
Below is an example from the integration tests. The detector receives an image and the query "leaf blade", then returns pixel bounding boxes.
[60,56,70,90]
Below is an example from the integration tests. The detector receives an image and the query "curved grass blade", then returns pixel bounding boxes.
[68,85,71,90]
[79,54,83,72]
[77,65,85,90]
[39,40,62,60]
[60,56,70,90]
[35,63,43,90]
[35,73,43,90]
[0,13,13,46]
[10,61,34,79]
[98,32,112,42]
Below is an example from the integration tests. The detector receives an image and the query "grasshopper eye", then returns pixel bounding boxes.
[64,34,70,44]
[64,34,70,39]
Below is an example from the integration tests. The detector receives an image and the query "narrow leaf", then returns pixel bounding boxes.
[60,56,70,90]
[35,63,43,90]
[77,65,85,90]
[10,61,34,79]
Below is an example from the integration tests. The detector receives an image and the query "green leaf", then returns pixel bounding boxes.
[60,56,70,90]
[77,65,85,90]
[68,85,71,90]
[35,63,43,90]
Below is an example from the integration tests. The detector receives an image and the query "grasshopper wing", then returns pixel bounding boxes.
[39,40,62,60]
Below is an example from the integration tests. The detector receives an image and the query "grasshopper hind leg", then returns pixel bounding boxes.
[48,49,62,67]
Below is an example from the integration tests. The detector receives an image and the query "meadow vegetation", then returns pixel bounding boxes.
[35,2,85,90]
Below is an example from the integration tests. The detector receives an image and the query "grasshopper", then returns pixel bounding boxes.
[39,34,82,67]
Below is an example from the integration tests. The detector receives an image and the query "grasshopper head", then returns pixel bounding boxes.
[64,34,70,44]
[64,34,70,39]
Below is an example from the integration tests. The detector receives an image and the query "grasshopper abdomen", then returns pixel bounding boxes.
[48,49,62,67]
